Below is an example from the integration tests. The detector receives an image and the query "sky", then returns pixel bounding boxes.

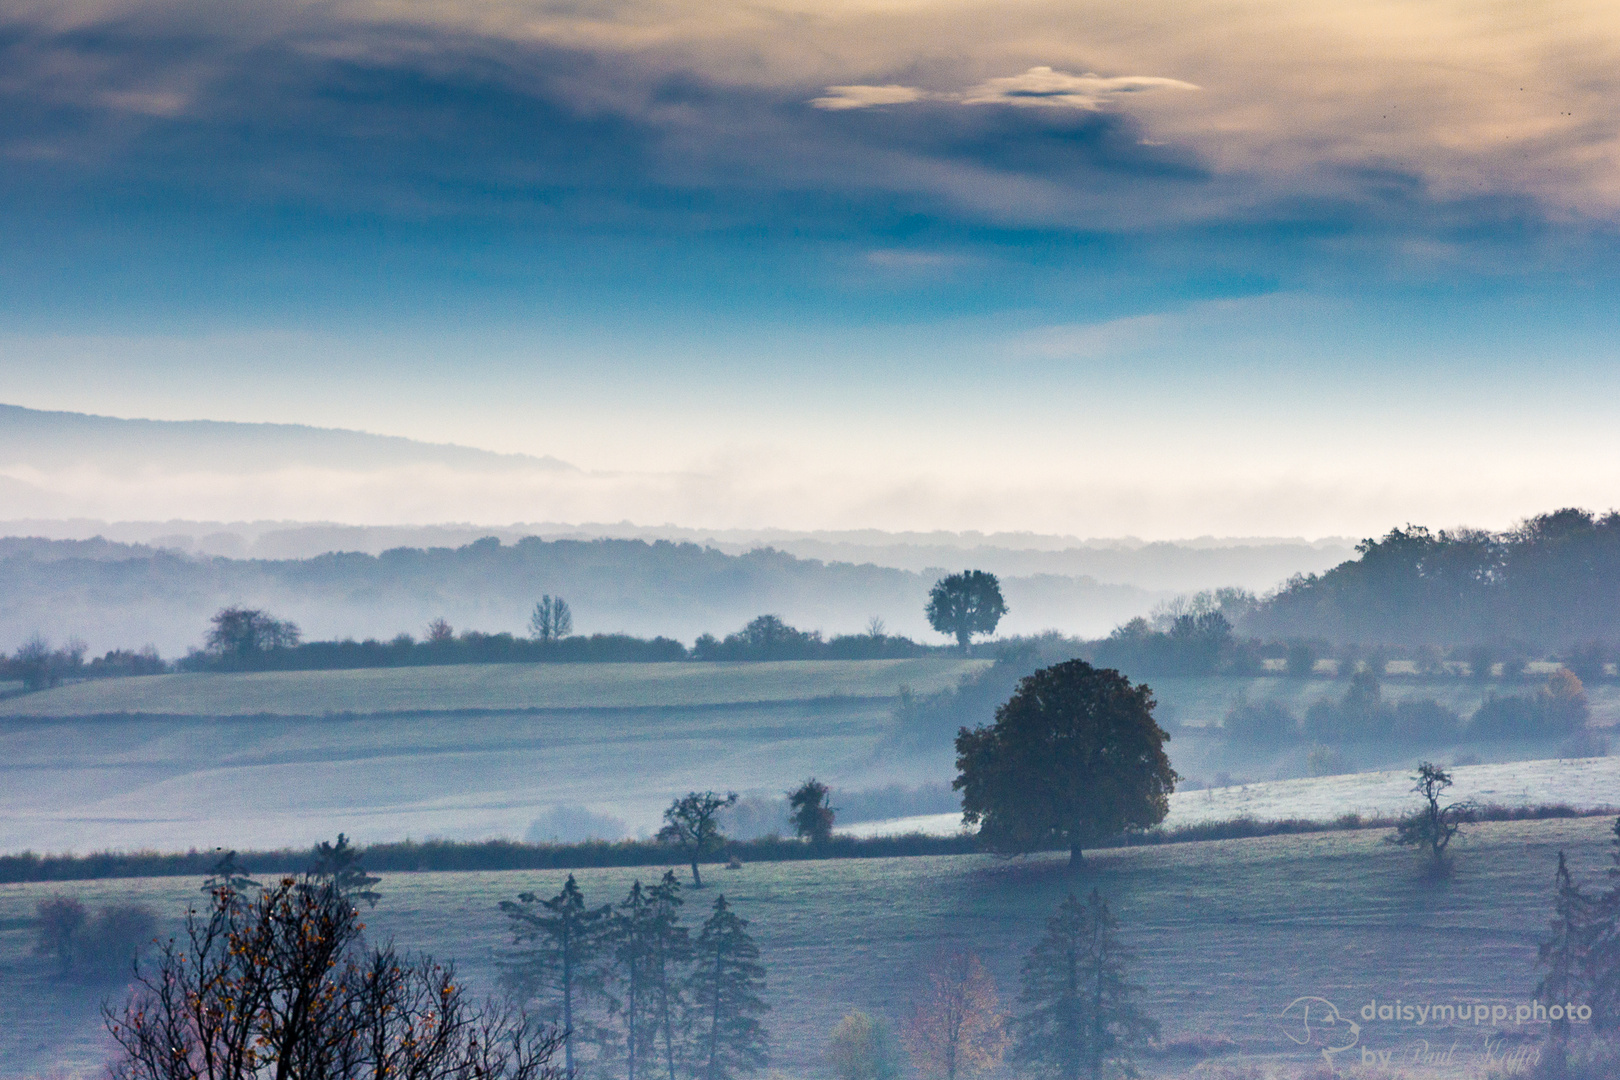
[3,0,1620,537]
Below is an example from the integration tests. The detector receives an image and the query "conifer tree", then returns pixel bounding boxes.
[501,874,613,1075]
[648,871,692,1080]
[1012,891,1157,1080]
[1538,852,1588,1061]
[613,881,662,1080]
[686,895,769,1080]
[309,833,382,908]
[1585,818,1620,1031]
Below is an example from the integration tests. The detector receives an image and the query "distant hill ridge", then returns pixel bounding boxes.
[0,403,577,473]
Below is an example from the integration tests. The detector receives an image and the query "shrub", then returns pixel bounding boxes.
[31,895,87,973]
[1470,669,1591,739]
[32,896,158,977]
[1222,699,1301,745]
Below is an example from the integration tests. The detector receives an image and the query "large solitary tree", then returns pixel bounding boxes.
[926,572,1008,651]
[954,660,1176,867]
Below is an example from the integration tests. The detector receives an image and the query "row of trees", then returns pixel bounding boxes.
[499,874,768,1080]
[1223,668,1593,747]
[8,567,1010,687]
[0,636,164,689]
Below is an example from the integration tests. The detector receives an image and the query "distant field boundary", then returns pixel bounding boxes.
[3,803,1614,883]
[0,695,898,723]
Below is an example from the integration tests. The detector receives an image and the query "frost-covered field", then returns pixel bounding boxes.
[4,816,1614,1079]
[846,755,1620,838]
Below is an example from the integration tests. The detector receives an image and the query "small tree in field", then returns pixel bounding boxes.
[955,660,1176,867]
[658,791,738,887]
[687,895,769,1080]
[926,572,1008,651]
[1389,762,1474,866]
[903,951,1006,1080]
[1013,891,1157,1080]
[829,1010,900,1080]
[788,778,835,846]
[106,875,562,1080]
[530,596,574,643]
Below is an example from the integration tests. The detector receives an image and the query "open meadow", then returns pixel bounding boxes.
[0,660,984,853]
[3,660,1615,855]
[3,815,1614,1078]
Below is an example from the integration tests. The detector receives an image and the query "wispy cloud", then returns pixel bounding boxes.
[813,67,1199,112]
[810,84,930,110]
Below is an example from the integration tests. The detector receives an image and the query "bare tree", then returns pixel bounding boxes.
[903,951,1006,1080]
[530,596,574,643]
[105,874,563,1080]
[658,792,738,888]
[1390,762,1475,865]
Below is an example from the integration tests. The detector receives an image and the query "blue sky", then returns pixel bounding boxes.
[3,0,1620,536]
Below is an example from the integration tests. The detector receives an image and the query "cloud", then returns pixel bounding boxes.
[810,67,1197,113]
[810,84,930,110]
[959,67,1199,109]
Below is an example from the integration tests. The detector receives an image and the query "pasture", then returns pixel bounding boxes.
[2,660,1615,856]
[0,659,988,718]
[2,815,1613,1079]
[0,660,983,854]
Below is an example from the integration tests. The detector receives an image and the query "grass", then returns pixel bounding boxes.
[2,815,1613,1079]
[0,658,989,718]
[5,802,1614,884]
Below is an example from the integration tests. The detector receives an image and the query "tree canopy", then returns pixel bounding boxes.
[954,660,1176,866]
[1247,509,1620,647]
[658,792,739,887]
[926,571,1008,651]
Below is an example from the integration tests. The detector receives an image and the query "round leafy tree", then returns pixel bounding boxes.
[926,571,1008,651]
[954,660,1176,867]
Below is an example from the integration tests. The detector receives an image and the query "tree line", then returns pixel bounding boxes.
[1247,508,1620,648]
[4,569,1011,683]
[1223,667,1596,749]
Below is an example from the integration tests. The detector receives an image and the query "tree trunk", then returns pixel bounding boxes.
[691,860,704,888]
[1069,843,1084,869]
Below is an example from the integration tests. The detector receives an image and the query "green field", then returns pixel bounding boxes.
[2,815,1612,1079]
[0,659,989,718]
